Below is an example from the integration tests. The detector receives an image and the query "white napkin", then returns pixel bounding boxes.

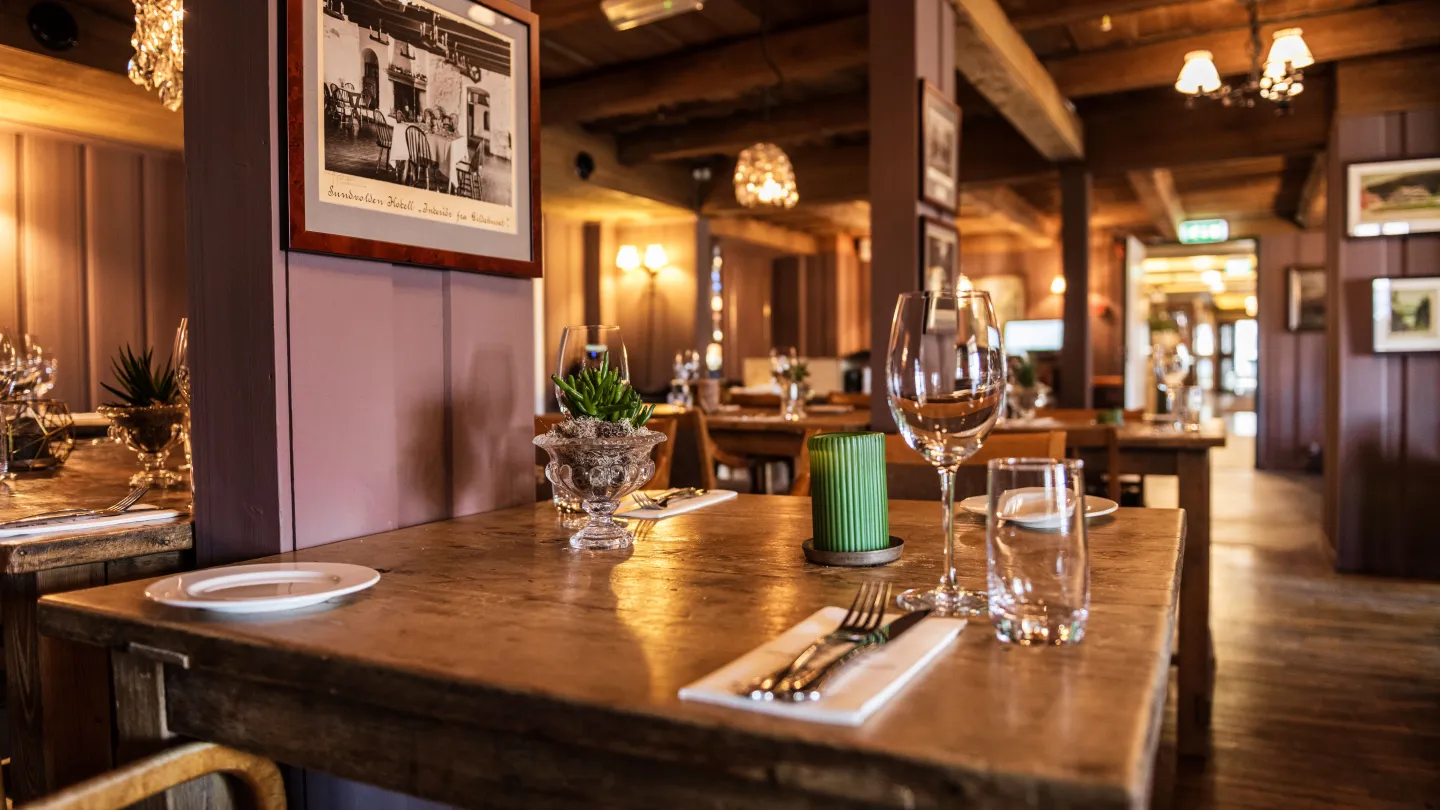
[0,506,184,537]
[620,489,738,519]
[678,607,964,726]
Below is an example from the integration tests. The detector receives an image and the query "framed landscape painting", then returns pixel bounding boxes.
[1346,157,1440,238]
[919,80,960,213]
[1372,277,1440,352]
[286,0,541,276]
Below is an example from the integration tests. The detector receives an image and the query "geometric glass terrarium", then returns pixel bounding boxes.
[4,399,75,471]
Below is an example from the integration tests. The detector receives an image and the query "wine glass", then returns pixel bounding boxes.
[554,326,628,417]
[887,291,1006,617]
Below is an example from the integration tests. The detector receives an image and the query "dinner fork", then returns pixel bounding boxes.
[0,484,150,528]
[633,488,706,510]
[744,580,891,700]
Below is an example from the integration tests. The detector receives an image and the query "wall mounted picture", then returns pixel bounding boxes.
[1346,157,1440,238]
[287,0,540,276]
[921,217,959,292]
[1286,265,1326,331]
[1372,277,1440,352]
[920,80,960,213]
[972,274,1026,327]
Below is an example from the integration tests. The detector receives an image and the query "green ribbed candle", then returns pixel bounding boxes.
[808,432,889,552]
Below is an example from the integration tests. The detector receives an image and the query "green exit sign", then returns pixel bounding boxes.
[1178,219,1229,244]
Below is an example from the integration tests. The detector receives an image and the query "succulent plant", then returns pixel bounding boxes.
[101,345,180,407]
[779,360,810,384]
[551,355,653,428]
[1009,354,1038,388]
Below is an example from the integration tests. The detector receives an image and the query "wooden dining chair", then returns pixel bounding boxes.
[667,409,761,492]
[884,431,1066,501]
[404,125,436,190]
[374,121,394,177]
[727,391,780,409]
[1056,423,1123,502]
[455,145,483,200]
[15,742,285,810]
[1036,407,1146,424]
[788,428,826,497]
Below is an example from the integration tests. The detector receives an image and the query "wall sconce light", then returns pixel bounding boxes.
[1050,274,1067,295]
[643,244,668,275]
[616,244,641,272]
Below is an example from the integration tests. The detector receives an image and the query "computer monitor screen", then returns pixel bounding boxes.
[1004,319,1064,355]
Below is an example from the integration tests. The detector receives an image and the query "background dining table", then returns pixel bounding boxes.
[996,415,1227,756]
[38,495,1183,809]
[0,441,193,802]
[384,119,469,188]
[703,408,872,492]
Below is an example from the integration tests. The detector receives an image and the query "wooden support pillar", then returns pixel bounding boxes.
[1058,164,1093,408]
[868,0,956,429]
[581,222,603,325]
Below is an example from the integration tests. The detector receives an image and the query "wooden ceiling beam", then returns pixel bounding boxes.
[542,15,869,126]
[708,217,821,255]
[541,125,696,213]
[617,92,869,164]
[1273,151,1326,229]
[1126,169,1184,241]
[960,69,1332,183]
[1046,0,1440,98]
[952,0,1084,161]
[959,186,1058,246]
[0,44,182,152]
[1004,0,1194,31]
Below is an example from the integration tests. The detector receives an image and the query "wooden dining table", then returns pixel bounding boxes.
[39,496,1183,809]
[0,441,194,802]
[996,416,1226,757]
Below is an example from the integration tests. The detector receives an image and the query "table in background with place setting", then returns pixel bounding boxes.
[703,408,872,493]
[0,441,193,802]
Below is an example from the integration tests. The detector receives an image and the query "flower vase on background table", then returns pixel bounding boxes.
[771,347,810,422]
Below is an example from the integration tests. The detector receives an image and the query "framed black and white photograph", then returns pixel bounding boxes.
[1372,277,1440,352]
[1346,157,1440,238]
[919,80,960,213]
[921,216,959,292]
[1286,265,1326,331]
[287,0,540,276]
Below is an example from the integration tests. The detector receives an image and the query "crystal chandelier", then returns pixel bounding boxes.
[1174,0,1311,111]
[734,142,799,209]
[128,0,184,111]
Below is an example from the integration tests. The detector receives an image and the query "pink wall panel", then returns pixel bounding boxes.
[142,152,187,350]
[1256,231,1326,471]
[85,147,145,401]
[0,132,18,329]
[19,136,87,408]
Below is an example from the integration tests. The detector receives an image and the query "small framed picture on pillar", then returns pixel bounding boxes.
[919,80,960,213]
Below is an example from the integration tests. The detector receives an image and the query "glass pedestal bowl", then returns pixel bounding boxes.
[534,430,666,550]
[98,404,188,488]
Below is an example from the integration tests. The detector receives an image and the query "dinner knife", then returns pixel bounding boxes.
[774,609,933,702]
[0,507,159,531]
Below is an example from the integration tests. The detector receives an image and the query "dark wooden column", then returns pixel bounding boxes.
[1058,163,1093,408]
[868,0,957,429]
[581,222,602,324]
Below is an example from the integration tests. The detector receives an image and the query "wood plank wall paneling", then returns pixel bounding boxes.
[1256,232,1326,472]
[716,236,782,380]
[540,214,587,387]
[1326,104,1440,578]
[961,235,1123,376]
[610,219,698,394]
[0,127,185,411]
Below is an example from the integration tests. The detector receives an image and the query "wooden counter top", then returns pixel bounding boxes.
[39,496,1183,808]
[0,442,192,574]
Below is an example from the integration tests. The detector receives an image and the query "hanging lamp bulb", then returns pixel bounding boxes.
[1175,50,1222,95]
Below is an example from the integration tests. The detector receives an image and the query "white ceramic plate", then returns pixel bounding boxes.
[145,563,380,614]
[959,493,1119,523]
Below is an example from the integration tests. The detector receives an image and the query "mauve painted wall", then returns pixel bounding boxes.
[0,126,186,409]
[1256,231,1326,472]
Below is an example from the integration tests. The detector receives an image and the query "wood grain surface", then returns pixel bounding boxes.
[40,496,1184,809]
[0,443,193,574]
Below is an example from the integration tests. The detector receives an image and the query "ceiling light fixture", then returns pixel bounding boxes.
[1050,274,1067,295]
[1174,0,1310,111]
[129,0,184,111]
[733,4,799,209]
[601,0,704,31]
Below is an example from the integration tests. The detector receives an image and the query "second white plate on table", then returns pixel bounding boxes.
[146,562,380,614]
[958,493,1119,523]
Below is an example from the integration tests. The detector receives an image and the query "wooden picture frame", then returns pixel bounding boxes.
[919,80,960,213]
[920,216,959,292]
[1346,156,1440,238]
[1285,265,1325,331]
[285,0,541,277]
[1372,276,1440,352]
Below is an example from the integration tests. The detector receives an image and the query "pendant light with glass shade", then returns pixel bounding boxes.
[733,8,799,209]
[1173,0,1312,111]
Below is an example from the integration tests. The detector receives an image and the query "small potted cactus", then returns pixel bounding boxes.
[97,345,186,487]
[534,355,664,550]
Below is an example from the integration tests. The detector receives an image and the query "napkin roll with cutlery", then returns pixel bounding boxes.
[622,489,737,519]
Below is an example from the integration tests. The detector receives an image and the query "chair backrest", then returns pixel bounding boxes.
[884,431,1067,501]
[375,122,393,148]
[728,391,780,409]
[19,741,284,810]
[788,429,825,497]
[1035,407,1145,423]
[666,410,720,491]
[405,125,431,164]
[827,391,870,407]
